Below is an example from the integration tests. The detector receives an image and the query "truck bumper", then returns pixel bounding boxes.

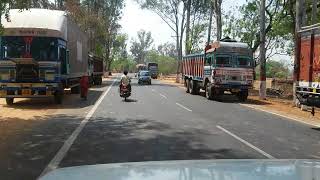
[0,82,59,98]
[296,91,320,107]
[213,84,252,91]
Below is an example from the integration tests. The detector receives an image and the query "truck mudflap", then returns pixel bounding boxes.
[0,83,59,98]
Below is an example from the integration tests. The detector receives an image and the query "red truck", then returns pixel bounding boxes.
[296,24,320,107]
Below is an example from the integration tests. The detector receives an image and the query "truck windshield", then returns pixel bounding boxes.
[216,56,232,67]
[237,56,253,68]
[1,36,58,61]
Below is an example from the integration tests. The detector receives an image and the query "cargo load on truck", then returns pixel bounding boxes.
[296,23,320,107]
[147,62,158,79]
[0,9,88,104]
[88,53,103,85]
[182,38,254,101]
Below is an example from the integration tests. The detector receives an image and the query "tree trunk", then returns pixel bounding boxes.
[293,0,303,105]
[185,0,191,55]
[312,0,318,24]
[207,2,214,45]
[214,0,222,41]
[259,0,266,100]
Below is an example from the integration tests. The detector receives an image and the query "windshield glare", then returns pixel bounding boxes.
[140,71,150,76]
[216,56,232,67]
[238,57,252,68]
[1,36,58,61]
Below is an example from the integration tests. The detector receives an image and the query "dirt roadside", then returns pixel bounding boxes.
[158,76,320,127]
[0,77,112,121]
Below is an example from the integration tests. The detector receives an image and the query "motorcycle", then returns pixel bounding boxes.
[119,83,131,101]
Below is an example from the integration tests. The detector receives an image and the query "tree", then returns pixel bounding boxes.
[130,30,154,64]
[136,0,187,62]
[157,42,176,58]
[146,50,177,75]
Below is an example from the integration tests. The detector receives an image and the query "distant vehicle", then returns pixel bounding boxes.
[135,64,147,77]
[182,38,254,101]
[41,160,320,180]
[147,62,158,79]
[138,70,152,85]
[0,9,89,104]
[295,24,320,108]
[88,53,103,86]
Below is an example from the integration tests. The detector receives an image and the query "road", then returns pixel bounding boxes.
[1,75,320,180]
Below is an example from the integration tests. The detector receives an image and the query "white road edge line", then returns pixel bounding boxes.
[159,93,168,99]
[176,103,192,112]
[216,125,275,159]
[38,78,117,178]
[240,104,320,128]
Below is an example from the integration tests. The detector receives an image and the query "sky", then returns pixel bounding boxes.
[119,0,292,65]
[119,0,246,49]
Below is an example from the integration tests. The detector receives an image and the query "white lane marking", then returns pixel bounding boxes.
[216,125,275,159]
[176,103,192,112]
[159,93,168,99]
[240,104,320,128]
[151,88,156,92]
[39,79,117,178]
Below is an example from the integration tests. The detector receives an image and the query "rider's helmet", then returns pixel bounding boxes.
[123,70,128,75]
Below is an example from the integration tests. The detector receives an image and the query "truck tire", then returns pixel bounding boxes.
[186,79,190,93]
[6,98,14,105]
[54,91,63,104]
[189,80,195,94]
[71,86,80,94]
[237,90,248,102]
[190,80,199,95]
[206,85,213,100]
[98,77,103,85]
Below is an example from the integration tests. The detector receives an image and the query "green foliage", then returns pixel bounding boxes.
[146,50,177,75]
[111,57,137,72]
[130,30,154,64]
[255,59,291,79]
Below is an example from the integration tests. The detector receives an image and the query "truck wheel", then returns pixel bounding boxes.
[6,98,14,105]
[206,86,213,100]
[186,79,190,93]
[237,90,248,102]
[190,80,199,95]
[71,86,80,94]
[99,77,103,85]
[54,92,63,104]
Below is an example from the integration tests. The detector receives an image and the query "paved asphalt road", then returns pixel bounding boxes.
[1,75,320,180]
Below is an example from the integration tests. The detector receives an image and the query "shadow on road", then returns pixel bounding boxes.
[123,99,138,103]
[61,117,259,168]
[0,114,85,180]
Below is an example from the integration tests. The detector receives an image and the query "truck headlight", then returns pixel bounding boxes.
[0,69,10,80]
[45,70,56,81]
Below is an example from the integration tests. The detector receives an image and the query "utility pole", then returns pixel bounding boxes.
[185,0,191,55]
[293,0,303,105]
[259,0,266,100]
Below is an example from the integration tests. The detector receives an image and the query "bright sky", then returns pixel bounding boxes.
[120,0,246,49]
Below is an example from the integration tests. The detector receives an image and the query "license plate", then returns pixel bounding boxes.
[231,89,240,93]
[0,90,6,96]
[313,88,317,93]
[22,89,31,96]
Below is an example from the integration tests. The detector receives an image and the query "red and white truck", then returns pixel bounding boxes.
[296,24,320,107]
[182,39,254,101]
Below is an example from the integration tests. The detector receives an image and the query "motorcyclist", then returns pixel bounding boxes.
[120,70,131,92]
